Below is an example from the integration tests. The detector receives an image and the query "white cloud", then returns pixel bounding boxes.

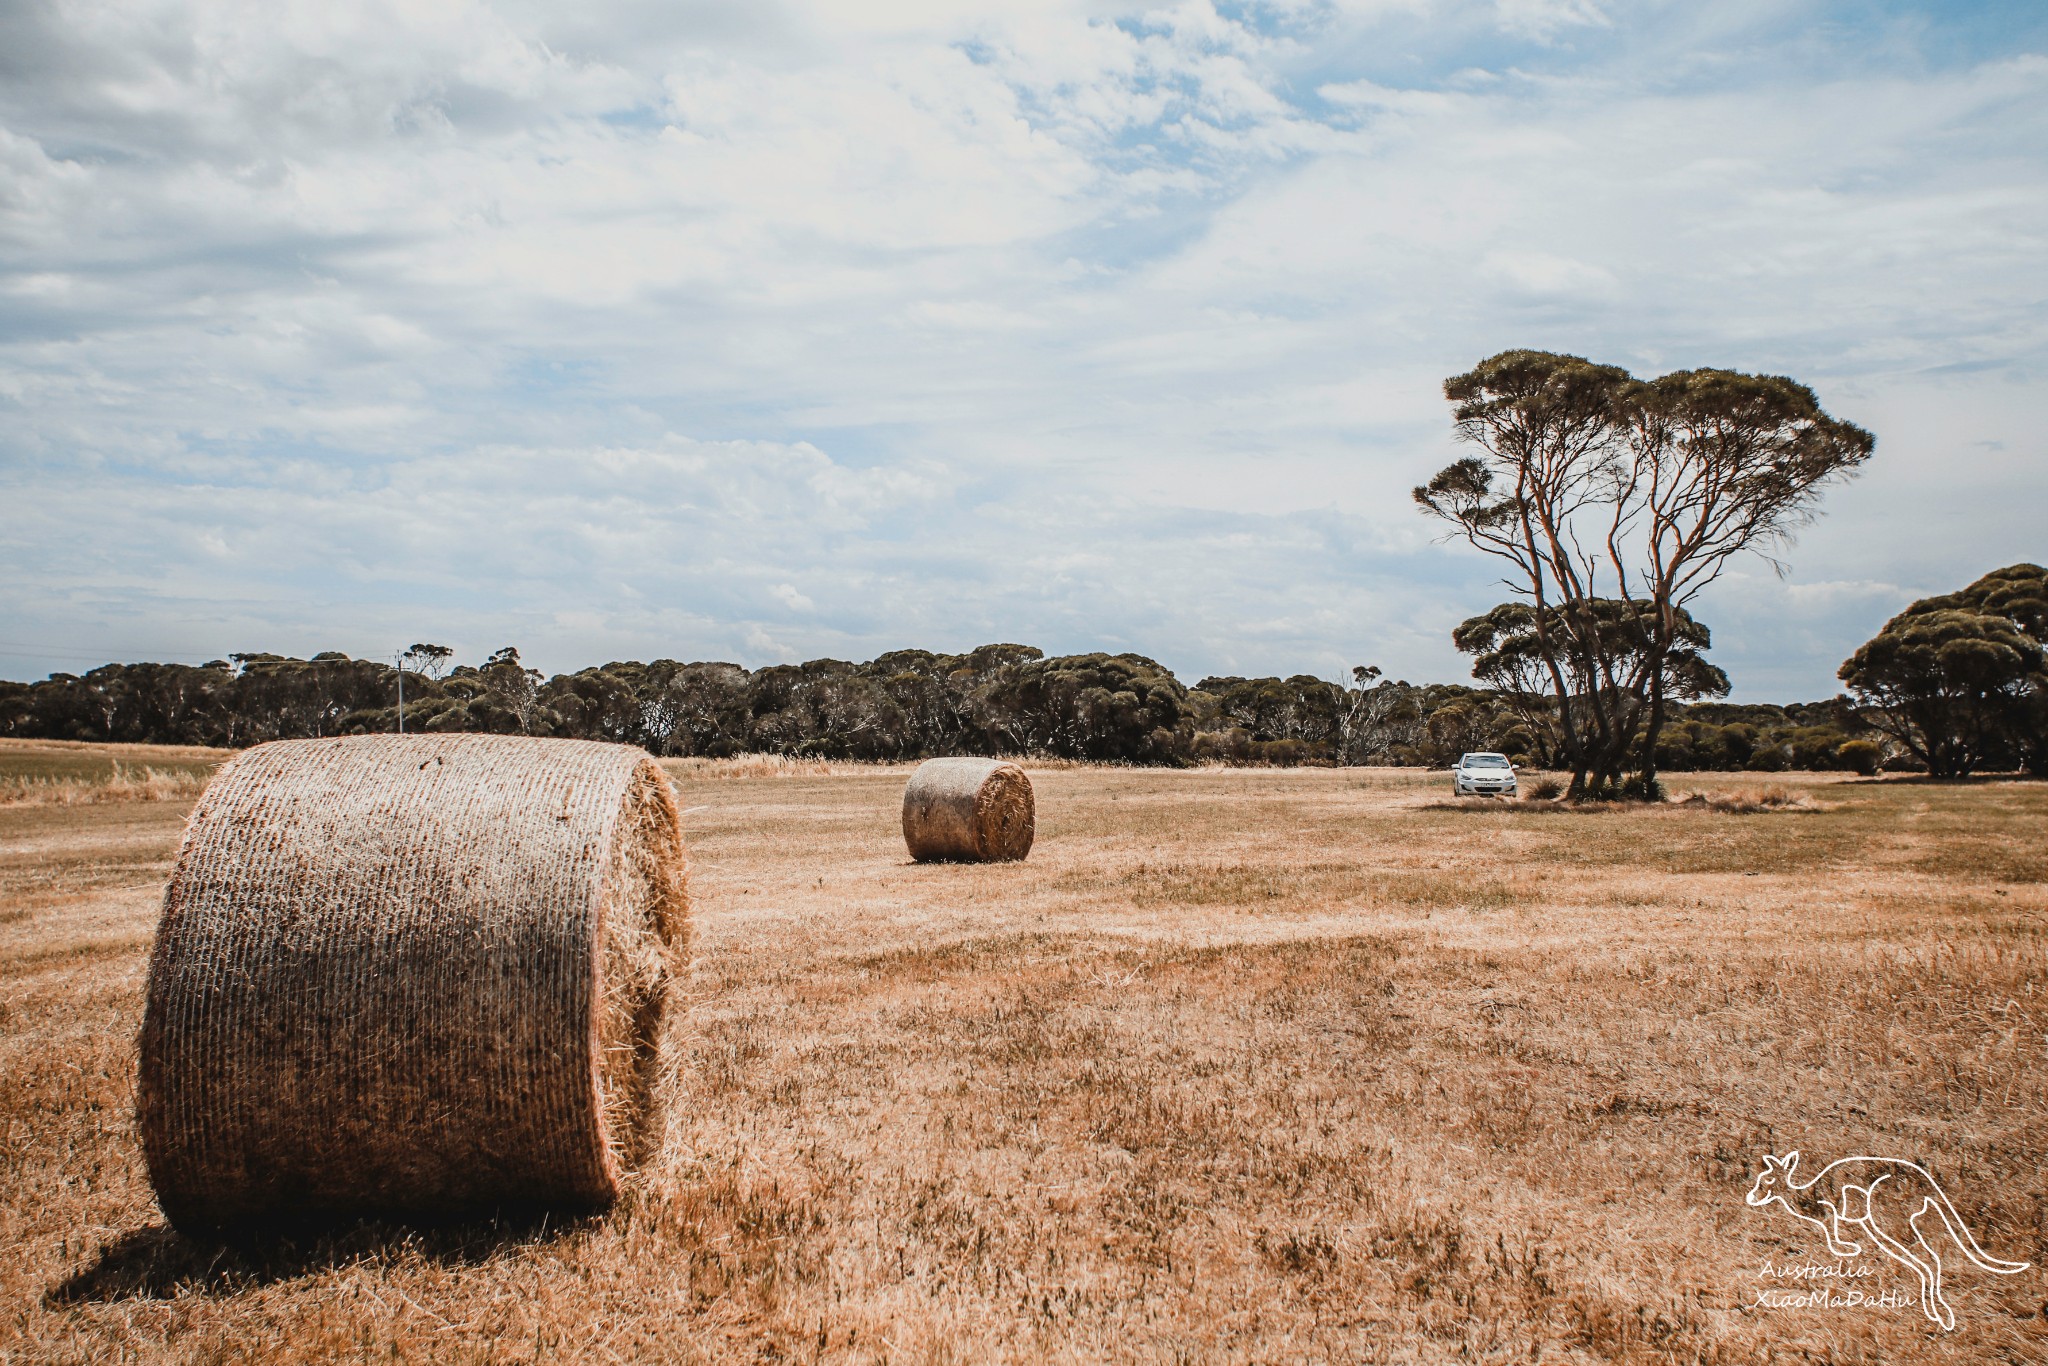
[1480,248,1620,299]
[1494,0,1610,43]
[769,583,817,613]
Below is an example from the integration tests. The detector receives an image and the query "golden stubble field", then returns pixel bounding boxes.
[2,739,2045,1364]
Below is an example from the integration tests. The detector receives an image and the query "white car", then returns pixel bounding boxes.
[1453,752,1518,797]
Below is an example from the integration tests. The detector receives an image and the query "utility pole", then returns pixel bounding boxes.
[394,649,409,734]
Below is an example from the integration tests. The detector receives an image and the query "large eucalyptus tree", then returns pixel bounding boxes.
[1416,350,1873,797]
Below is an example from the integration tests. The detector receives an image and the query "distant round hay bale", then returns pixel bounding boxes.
[137,734,690,1231]
[902,757,1034,863]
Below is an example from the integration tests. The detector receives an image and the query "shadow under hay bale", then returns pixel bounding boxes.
[901,757,1035,862]
[46,1208,588,1305]
[138,734,690,1234]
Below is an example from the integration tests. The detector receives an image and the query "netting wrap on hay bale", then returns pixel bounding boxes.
[138,734,689,1230]
[901,757,1035,863]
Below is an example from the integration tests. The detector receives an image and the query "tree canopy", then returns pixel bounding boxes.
[1840,564,2048,777]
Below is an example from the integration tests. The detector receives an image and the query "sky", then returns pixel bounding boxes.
[2,0,2043,699]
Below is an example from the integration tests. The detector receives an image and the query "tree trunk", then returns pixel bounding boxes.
[1638,656,1668,799]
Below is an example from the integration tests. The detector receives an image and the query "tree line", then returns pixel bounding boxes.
[0,640,1899,774]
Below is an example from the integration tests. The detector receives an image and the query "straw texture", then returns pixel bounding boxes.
[138,734,689,1231]
[901,757,1035,862]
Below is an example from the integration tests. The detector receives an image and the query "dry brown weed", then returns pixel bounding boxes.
[1676,784,1817,813]
[0,763,212,807]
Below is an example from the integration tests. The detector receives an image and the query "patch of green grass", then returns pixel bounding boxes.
[1368,870,1523,911]
[1062,859,1360,909]
[1518,807,1878,876]
[1913,838,2048,884]
[0,743,223,786]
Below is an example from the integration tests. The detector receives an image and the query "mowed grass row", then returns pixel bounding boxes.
[1,751,2044,1362]
[0,740,230,807]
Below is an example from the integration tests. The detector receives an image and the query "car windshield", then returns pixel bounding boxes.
[1464,755,1510,768]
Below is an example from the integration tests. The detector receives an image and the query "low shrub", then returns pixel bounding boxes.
[1677,785,1811,813]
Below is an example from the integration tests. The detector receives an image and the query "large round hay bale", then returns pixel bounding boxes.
[901,757,1034,862]
[138,734,689,1231]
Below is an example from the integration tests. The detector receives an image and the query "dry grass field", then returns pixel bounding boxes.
[3,738,2045,1363]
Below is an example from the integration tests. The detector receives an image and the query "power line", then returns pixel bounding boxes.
[0,642,225,664]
